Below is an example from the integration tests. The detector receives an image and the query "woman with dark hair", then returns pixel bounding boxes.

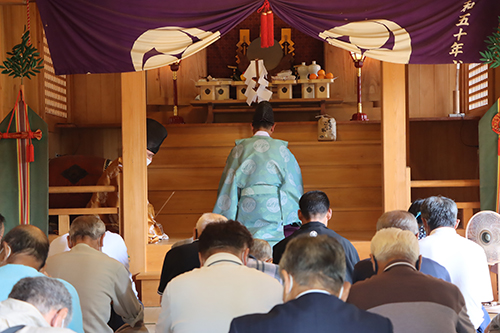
[408,198,426,239]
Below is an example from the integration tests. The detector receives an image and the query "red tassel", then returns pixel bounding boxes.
[260,12,268,48]
[27,142,34,163]
[267,10,274,47]
[258,0,273,48]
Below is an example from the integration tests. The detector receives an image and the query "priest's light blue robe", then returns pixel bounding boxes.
[213,135,303,245]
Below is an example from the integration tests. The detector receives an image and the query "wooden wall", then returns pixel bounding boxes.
[69,73,122,125]
[409,119,479,203]
[148,122,382,241]
[407,64,456,118]
[324,45,382,121]
[58,73,122,160]
[0,4,43,120]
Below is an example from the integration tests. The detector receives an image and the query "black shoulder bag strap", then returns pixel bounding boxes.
[0,325,26,333]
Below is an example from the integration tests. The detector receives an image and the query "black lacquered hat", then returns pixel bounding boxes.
[147,118,168,154]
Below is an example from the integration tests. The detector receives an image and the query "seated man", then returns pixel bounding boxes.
[0,225,83,333]
[213,101,303,246]
[352,210,451,283]
[273,191,359,283]
[347,228,474,333]
[419,196,492,332]
[157,213,228,295]
[229,235,393,333]
[0,276,74,332]
[158,213,281,296]
[48,230,137,296]
[250,239,272,262]
[156,220,283,333]
[45,216,144,333]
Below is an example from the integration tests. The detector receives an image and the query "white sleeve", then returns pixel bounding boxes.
[155,287,173,333]
[48,234,70,257]
[102,231,130,270]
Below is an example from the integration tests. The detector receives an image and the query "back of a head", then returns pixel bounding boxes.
[9,276,72,324]
[198,220,253,258]
[376,210,419,235]
[250,239,272,261]
[371,228,419,264]
[299,191,330,221]
[69,215,106,243]
[408,199,424,225]
[280,235,345,291]
[2,225,49,269]
[195,213,228,236]
[421,196,458,231]
[252,101,274,130]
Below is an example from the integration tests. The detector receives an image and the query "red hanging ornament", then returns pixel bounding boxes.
[27,140,35,163]
[267,9,274,47]
[260,11,269,48]
[258,0,273,48]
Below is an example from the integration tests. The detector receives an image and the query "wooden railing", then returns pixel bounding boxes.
[48,185,119,235]
[410,177,480,235]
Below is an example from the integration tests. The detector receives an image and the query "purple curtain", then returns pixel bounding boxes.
[37,0,499,75]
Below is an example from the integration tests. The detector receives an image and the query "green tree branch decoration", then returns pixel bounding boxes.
[480,16,500,68]
[0,31,44,84]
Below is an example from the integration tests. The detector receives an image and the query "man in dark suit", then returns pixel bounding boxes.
[157,213,227,295]
[352,210,451,284]
[229,235,393,333]
[272,190,359,283]
[347,228,474,333]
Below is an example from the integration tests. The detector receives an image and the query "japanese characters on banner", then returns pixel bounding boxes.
[36,0,500,75]
[450,0,476,64]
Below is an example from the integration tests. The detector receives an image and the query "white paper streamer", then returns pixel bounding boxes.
[243,59,272,105]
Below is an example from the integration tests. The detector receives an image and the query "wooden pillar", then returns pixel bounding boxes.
[121,71,147,274]
[381,62,409,211]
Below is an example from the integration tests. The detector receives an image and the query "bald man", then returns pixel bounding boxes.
[157,213,228,295]
[0,225,84,333]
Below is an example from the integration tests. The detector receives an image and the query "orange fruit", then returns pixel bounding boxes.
[309,73,318,79]
[326,72,334,79]
[318,74,325,79]
[317,69,326,76]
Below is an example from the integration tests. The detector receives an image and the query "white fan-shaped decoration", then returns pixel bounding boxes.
[466,210,500,265]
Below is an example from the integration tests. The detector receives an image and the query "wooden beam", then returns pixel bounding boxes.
[121,71,147,275]
[381,62,408,211]
[58,215,70,235]
[0,0,28,4]
[49,207,118,215]
[411,179,480,188]
[49,185,117,193]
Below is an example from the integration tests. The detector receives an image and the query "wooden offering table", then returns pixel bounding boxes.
[191,98,343,123]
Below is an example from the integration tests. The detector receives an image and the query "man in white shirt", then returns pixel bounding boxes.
[48,231,129,269]
[45,216,144,333]
[419,196,492,332]
[48,230,137,296]
[156,220,283,333]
